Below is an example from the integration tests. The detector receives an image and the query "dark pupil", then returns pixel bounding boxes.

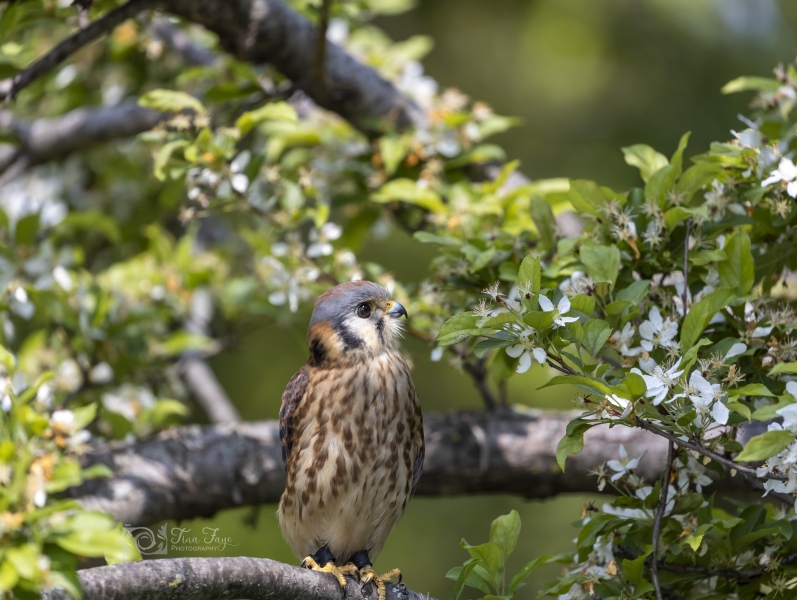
[357,303,372,318]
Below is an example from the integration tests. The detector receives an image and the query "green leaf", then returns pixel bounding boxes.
[622,144,668,183]
[412,231,461,246]
[580,243,620,287]
[727,384,774,397]
[474,336,513,358]
[15,213,39,245]
[530,196,556,248]
[437,313,482,346]
[726,402,752,421]
[0,560,19,592]
[680,289,735,351]
[582,320,611,358]
[150,331,215,357]
[509,554,553,592]
[770,362,797,375]
[518,255,541,296]
[71,403,97,430]
[616,279,650,305]
[555,419,593,471]
[0,345,16,372]
[622,552,650,586]
[718,230,754,295]
[736,430,795,462]
[566,180,606,215]
[681,339,712,372]
[721,76,781,94]
[235,101,297,135]
[542,375,612,397]
[371,179,446,213]
[448,560,478,600]
[461,541,502,580]
[5,545,40,580]
[153,140,189,181]
[490,510,521,562]
[569,294,596,315]
[664,206,708,230]
[379,134,412,175]
[752,398,794,422]
[138,89,205,114]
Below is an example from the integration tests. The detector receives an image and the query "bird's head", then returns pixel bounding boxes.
[306,281,408,365]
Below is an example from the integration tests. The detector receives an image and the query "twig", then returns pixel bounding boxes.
[179,288,241,423]
[635,418,788,481]
[461,357,498,410]
[615,545,797,584]
[650,441,674,600]
[0,0,154,102]
[682,218,693,310]
[313,0,333,103]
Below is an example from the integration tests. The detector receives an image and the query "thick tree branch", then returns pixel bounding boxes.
[71,409,756,528]
[0,0,156,101]
[0,101,162,173]
[43,557,433,600]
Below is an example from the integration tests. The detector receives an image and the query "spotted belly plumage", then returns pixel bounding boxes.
[278,350,424,565]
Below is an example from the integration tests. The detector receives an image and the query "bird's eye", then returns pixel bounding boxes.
[356,303,372,319]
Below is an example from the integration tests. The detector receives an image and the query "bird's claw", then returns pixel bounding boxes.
[358,565,402,600]
[302,556,357,589]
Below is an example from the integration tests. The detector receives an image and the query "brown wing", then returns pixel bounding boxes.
[279,364,310,471]
[411,439,424,497]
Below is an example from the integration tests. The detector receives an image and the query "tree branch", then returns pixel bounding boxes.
[43,557,434,600]
[70,410,778,528]
[0,101,163,174]
[0,0,156,101]
[650,441,674,600]
[635,418,788,482]
[179,288,241,424]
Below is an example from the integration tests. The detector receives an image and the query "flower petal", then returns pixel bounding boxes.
[516,351,532,373]
[558,295,572,313]
[711,401,730,425]
[538,295,554,312]
[532,347,547,364]
[506,344,525,358]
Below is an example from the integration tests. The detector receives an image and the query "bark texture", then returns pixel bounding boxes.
[71,410,670,527]
[43,557,433,600]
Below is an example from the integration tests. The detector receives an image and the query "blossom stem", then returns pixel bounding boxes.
[650,441,674,600]
[636,418,788,482]
[682,218,692,311]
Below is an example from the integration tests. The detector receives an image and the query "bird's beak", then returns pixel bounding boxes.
[386,300,408,319]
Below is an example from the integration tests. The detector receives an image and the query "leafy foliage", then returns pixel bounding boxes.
[4,0,797,598]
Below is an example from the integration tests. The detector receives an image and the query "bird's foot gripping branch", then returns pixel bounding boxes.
[436,70,797,597]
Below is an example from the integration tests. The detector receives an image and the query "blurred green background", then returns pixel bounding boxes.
[164,1,797,597]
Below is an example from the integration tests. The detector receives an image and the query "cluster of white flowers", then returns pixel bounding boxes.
[757,383,797,500]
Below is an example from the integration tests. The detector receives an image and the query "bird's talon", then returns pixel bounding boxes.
[302,556,350,588]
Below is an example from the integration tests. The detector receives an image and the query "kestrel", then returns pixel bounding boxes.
[278,281,424,600]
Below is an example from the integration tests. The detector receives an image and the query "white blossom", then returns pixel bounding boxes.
[639,306,678,351]
[686,371,729,425]
[631,357,684,405]
[609,322,643,357]
[762,157,797,198]
[430,347,444,362]
[538,294,579,327]
[505,344,546,373]
[603,393,632,420]
[606,444,643,481]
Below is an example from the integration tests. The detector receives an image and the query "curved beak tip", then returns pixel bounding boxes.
[387,301,408,319]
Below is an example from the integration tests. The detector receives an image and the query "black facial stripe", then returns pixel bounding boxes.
[375,317,385,345]
[309,337,325,363]
[337,322,364,351]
